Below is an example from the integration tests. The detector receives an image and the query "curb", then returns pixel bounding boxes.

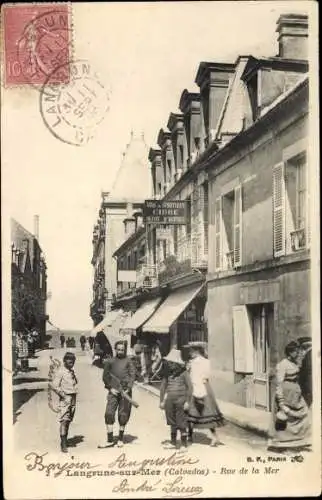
[135,381,270,438]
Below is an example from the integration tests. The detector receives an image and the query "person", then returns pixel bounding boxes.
[187,343,224,447]
[268,340,311,452]
[17,332,29,371]
[101,341,136,448]
[80,334,86,351]
[60,333,66,348]
[94,331,113,364]
[160,348,193,449]
[88,336,94,350]
[150,340,163,380]
[132,344,144,382]
[50,351,78,453]
[298,337,312,409]
[27,331,35,358]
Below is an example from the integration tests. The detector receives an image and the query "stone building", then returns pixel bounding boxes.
[110,14,310,414]
[11,216,48,347]
[90,131,151,329]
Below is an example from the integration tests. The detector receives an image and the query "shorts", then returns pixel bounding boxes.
[59,394,77,423]
[105,391,132,426]
[165,396,188,430]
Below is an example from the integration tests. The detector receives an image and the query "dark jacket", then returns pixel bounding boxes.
[298,348,312,407]
[103,357,136,391]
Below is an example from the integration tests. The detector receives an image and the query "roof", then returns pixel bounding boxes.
[11,218,36,271]
[108,131,152,202]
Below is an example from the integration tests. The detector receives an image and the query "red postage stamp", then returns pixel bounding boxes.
[2,3,72,86]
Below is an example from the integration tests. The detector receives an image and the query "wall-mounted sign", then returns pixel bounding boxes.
[156,228,172,240]
[143,200,187,225]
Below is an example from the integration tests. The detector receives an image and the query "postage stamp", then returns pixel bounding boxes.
[2,3,72,86]
[40,60,110,146]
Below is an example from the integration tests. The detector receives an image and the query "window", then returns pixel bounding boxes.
[173,225,178,254]
[214,185,242,270]
[179,145,184,169]
[273,153,308,256]
[186,197,191,237]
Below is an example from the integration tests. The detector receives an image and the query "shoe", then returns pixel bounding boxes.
[60,436,68,453]
[117,440,124,448]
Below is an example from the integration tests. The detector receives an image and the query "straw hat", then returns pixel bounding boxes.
[164,348,185,365]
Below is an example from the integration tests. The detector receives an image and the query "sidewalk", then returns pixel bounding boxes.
[136,381,271,438]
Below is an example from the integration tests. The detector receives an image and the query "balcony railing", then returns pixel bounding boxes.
[226,250,234,269]
[136,264,158,289]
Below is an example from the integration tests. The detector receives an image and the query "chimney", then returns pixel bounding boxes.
[276,13,308,60]
[34,215,39,241]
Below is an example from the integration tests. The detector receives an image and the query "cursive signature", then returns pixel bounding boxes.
[113,478,161,494]
[109,451,199,473]
[24,452,100,477]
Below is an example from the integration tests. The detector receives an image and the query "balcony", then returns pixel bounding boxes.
[136,264,159,289]
[290,228,306,251]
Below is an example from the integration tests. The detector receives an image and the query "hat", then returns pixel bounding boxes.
[164,349,185,365]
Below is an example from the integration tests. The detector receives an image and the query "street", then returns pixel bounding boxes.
[13,347,268,456]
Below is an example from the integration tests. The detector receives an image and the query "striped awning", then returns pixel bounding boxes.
[90,309,123,336]
[120,297,162,334]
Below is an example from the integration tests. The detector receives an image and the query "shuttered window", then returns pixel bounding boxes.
[273,162,286,257]
[232,305,254,373]
[233,185,242,267]
[215,197,222,270]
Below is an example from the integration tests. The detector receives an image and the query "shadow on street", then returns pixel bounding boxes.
[13,377,48,386]
[13,388,45,424]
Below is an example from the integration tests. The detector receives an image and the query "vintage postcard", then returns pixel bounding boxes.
[1,1,320,498]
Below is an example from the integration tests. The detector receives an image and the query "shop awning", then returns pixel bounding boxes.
[120,297,162,334]
[90,309,123,336]
[142,284,204,334]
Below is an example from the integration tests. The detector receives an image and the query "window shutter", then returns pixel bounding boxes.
[273,162,286,257]
[233,185,242,267]
[215,196,222,270]
[232,305,254,373]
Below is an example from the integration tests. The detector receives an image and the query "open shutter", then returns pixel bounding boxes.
[273,162,286,257]
[215,196,222,270]
[233,185,242,267]
[232,305,254,373]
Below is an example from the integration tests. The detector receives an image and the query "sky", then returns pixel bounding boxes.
[3,1,310,330]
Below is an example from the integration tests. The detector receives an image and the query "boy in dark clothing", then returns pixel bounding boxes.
[160,349,193,449]
[101,341,136,448]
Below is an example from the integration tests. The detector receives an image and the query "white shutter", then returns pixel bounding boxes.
[273,162,286,257]
[215,196,222,270]
[232,305,254,373]
[233,185,242,267]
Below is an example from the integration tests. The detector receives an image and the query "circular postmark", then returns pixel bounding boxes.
[40,60,110,146]
[16,8,72,87]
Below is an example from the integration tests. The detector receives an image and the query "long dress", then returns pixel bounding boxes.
[187,355,224,429]
[270,358,311,449]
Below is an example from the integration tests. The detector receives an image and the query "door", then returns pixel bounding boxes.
[251,304,272,410]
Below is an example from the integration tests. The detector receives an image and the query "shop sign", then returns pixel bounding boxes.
[143,200,187,225]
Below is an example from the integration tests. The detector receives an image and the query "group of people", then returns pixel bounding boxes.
[59,334,87,350]
[49,335,312,454]
[12,329,39,374]
[50,339,224,452]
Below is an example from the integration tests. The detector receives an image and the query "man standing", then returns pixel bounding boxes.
[100,341,136,448]
[80,334,86,351]
[60,333,66,349]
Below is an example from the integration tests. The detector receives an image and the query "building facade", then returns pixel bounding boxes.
[11,217,48,347]
[90,132,151,326]
[93,14,311,414]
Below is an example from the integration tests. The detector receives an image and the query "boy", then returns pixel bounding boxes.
[50,352,78,453]
[160,348,192,449]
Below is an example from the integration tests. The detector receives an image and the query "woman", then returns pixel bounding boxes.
[268,340,311,452]
[187,343,224,447]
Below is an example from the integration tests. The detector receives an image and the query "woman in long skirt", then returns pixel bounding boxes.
[268,340,311,452]
[187,343,224,447]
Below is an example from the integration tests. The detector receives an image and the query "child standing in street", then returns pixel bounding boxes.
[50,352,78,453]
[160,348,192,449]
